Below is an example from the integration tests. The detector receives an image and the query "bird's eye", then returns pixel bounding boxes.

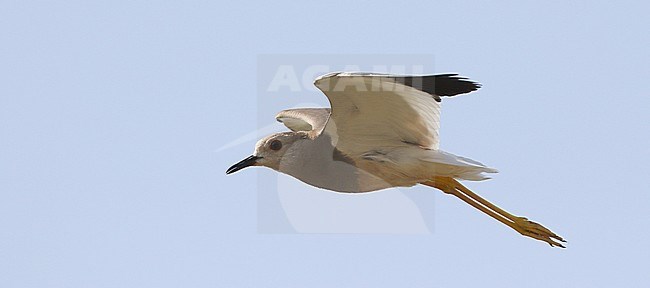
[269,140,282,151]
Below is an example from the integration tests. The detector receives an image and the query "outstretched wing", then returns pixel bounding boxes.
[275,108,330,137]
[314,72,480,154]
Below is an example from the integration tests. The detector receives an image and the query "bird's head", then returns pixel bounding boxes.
[226,131,308,174]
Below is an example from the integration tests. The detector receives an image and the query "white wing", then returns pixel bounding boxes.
[313,72,480,154]
[275,108,330,137]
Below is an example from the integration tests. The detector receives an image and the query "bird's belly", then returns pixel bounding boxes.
[282,158,399,193]
[296,160,421,193]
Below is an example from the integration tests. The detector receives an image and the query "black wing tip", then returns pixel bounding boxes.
[392,73,482,99]
[433,74,482,96]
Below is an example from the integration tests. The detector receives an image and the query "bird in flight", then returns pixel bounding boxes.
[227,72,566,247]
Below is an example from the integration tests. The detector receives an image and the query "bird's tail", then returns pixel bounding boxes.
[420,150,498,181]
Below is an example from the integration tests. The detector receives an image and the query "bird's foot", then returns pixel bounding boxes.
[513,217,566,248]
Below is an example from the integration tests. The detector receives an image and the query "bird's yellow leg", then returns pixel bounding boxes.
[450,178,566,245]
[422,177,566,248]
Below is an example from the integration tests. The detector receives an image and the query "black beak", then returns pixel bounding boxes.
[226,155,261,174]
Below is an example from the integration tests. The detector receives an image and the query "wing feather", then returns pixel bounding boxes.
[275,108,330,137]
[314,72,480,155]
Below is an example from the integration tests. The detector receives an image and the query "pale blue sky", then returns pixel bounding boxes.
[1,1,649,287]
